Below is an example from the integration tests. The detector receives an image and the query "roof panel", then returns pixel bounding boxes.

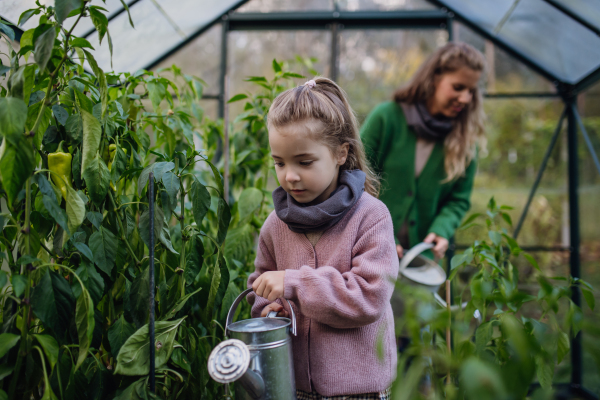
[437,0,600,85]
[550,0,600,32]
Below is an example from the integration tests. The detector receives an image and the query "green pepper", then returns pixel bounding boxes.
[48,141,73,201]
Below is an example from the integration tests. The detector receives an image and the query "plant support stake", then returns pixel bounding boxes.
[149,172,156,393]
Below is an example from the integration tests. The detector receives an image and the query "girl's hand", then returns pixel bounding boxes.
[252,271,286,301]
[424,232,449,260]
[260,302,290,318]
[396,244,404,259]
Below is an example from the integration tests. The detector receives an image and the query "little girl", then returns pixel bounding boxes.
[247,77,399,399]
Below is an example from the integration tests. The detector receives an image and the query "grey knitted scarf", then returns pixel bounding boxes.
[272,170,366,234]
[401,102,454,142]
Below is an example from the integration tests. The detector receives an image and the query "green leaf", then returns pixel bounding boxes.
[0,97,28,136]
[31,269,75,340]
[139,205,164,249]
[137,162,174,196]
[111,145,127,184]
[159,221,178,254]
[89,227,117,275]
[73,241,94,263]
[0,333,20,358]
[147,81,166,109]
[89,7,108,44]
[238,187,263,221]
[568,301,583,337]
[86,211,103,230]
[244,76,267,83]
[74,288,94,370]
[523,253,540,271]
[582,288,595,311]
[161,287,201,321]
[72,260,104,304]
[11,275,28,297]
[34,25,56,72]
[460,358,506,398]
[227,93,248,103]
[488,231,501,247]
[82,154,110,207]
[282,72,305,79]
[501,212,513,227]
[17,255,41,265]
[80,109,102,174]
[34,334,59,369]
[66,187,86,236]
[43,194,70,235]
[190,178,210,225]
[74,87,95,113]
[475,322,493,354]
[535,354,553,389]
[170,347,192,374]
[108,315,136,358]
[216,197,231,245]
[129,265,150,328]
[0,134,35,206]
[52,105,69,126]
[83,50,108,118]
[70,37,94,49]
[115,317,186,376]
[55,0,83,24]
[219,282,240,322]
[184,235,204,285]
[0,22,15,42]
[119,0,135,28]
[557,330,570,364]
[161,171,180,208]
[272,59,282,73]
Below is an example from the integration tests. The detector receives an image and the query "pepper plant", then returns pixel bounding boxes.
[0,1,304,398]
[392,198,596,400]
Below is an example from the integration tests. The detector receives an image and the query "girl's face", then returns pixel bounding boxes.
[269,119,349,205]
[427,66,481,119]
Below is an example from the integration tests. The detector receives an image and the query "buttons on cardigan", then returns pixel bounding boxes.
[407,190,413,197]
[410,220,416,227]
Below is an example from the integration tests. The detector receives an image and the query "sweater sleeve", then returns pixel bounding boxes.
[428,157,477,240]
[283,214,399,329]
[359,105,385,175]
[247,232,282,318]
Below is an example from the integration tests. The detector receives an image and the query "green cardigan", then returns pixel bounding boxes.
[360,101,477,248]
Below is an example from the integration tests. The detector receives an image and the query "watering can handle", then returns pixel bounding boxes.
[225,288,297,336]
[399,242,434,272]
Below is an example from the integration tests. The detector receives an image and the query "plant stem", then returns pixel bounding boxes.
[108,191,140,266]
[178,162,186,297]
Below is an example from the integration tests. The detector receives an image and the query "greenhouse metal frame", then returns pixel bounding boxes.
[2,0,600,397]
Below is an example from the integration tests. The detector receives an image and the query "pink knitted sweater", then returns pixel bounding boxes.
[247,192,399,396]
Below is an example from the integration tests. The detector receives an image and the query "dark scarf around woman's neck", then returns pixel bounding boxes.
[401,102,454,142]
[272,170,366,234]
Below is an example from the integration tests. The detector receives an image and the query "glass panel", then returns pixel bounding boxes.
[338,29,446,121]
[227,30,331,117]
[454,22,555,93]
[579,82,600,392]
[235,0,333,13]
[153,23,222,95]
[336,0,435,11]
[551,0,600,32]
[439,0,600,84]
[455,98,566,247]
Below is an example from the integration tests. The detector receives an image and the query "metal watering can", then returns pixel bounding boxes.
[208,288,297,400]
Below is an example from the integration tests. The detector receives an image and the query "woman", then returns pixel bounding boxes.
[360,42,486,260]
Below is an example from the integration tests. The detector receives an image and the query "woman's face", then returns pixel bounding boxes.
[428,67,481,119]
[269,119,348,205]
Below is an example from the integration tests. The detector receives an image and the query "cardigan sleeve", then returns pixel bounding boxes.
[283,214,399,329]
[428,157,477,240]
[247,230,283,318]
[359,105,386,175]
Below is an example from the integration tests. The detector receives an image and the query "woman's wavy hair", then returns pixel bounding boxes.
[394,42,487,181]
[268,77,380,197]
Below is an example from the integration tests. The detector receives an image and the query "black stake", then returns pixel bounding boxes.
[148,172,156,393]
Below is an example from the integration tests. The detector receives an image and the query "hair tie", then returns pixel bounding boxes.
[304,80,316,88]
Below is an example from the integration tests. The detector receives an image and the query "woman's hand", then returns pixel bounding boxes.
[252,271,286,301]
[424,232,449,260]
[260,302,290,318]
[396,244,404,258]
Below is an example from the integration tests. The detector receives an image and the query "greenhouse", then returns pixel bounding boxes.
[0,0,599,399]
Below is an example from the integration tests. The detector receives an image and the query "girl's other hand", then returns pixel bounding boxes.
[424,232,449,260]
[252,271,286,301]
[260,302,290,318]
[396,244,404,258]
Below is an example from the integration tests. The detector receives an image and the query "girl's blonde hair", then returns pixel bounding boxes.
[394,42,487,181]
[268,77,380,197]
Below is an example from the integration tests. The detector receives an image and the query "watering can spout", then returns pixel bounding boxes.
[238,368,265,399]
